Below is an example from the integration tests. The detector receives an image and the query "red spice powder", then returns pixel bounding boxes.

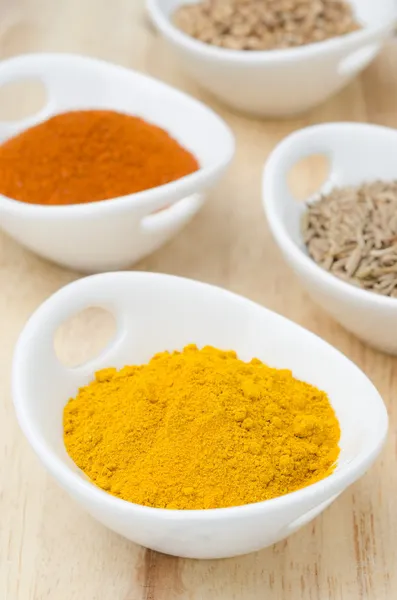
[0,110,199,206]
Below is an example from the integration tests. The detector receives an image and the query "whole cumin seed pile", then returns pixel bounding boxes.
[173,0,360,51]
[302,181,397,297]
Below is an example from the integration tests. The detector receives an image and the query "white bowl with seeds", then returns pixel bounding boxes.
[263,122,397,355]
[146,0,396,117]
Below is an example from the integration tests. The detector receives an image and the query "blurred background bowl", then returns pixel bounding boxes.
[263,122,397,354]
[147,0,396,117]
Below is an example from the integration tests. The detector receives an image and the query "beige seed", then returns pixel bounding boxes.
[345,246,362,277]
[173,0,360,51]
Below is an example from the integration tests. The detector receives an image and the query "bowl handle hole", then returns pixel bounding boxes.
[287,153,330,203]
[0,78,47,121]
[0,78,49,139]
[141,193,204,234]
[54,307,117,369]
[284,494,339,536]
[338,44,380,78]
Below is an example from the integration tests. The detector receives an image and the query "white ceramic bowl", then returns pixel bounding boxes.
[147,0,396,117]
[263,122,397,355]
[12,272,387,559]
[0,53,234,273]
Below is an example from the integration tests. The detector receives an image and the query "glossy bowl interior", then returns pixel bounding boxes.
[147,0,396,116]
[12,272,388,558]
[0,53,235,272]
[263,122,397,355]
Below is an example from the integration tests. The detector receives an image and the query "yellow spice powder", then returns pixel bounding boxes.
[63,344,340,510]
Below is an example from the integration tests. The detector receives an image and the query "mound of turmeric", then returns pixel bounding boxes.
[63,344,340,510]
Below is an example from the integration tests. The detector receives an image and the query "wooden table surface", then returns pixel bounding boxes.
[1,1,397,598]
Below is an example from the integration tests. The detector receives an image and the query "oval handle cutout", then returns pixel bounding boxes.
[141,193,204,233]
[0,78,47,123]
[54,306,117,369]
[288,153,330,202]
[339,44,379,78]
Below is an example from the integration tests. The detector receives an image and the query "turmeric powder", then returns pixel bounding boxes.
[63,345,340,510]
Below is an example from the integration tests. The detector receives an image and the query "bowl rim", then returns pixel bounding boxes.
[146,0,396,65]
[12,271,389,520]
[0,54,235,219]
[262,121,397,311]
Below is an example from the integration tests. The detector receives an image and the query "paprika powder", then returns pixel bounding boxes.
[0,110,199,206]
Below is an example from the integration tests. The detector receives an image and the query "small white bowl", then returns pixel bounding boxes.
[147,0,396,117]
[263,122,397,355]
[0,53,234,273]
[12,272,387,559]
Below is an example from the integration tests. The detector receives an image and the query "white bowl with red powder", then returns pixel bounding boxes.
[12,272,388,559]
[147,0,396,116]
[0,53,234,272]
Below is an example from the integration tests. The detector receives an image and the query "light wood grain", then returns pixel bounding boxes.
[1,1,397,599]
